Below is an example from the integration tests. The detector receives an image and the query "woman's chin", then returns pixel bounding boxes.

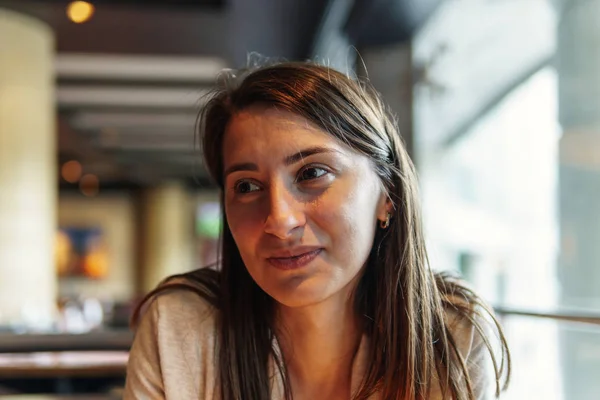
[269,281,345,309]
[267,282,332,309]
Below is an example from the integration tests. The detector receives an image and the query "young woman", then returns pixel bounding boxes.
[124,62,510,400]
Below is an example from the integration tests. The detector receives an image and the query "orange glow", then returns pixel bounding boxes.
[61,160,82,183]
[83,250,108,278]
[55,231,72,276]
[79,174,99,197]
[67,1,95,24]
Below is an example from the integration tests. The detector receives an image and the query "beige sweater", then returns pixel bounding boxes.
[124,287,496,400]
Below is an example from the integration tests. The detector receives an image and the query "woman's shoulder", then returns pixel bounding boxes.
[442,296,483,360]
[126,269,221,399]
[434,272,502,358]
[136,268,221,336]
[436,273,508,398]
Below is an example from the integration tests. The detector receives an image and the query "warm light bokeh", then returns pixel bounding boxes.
[66,1,95,24]
[79,174,99,197]
[61,160,82,183]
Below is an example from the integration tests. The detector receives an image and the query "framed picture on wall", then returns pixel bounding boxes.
[55,227,109,279]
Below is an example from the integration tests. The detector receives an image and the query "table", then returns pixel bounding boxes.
[0,352,128,378]
[0,331,133,353]
[0,396,116,399]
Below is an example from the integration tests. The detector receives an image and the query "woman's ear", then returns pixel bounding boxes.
[376,193,394,222]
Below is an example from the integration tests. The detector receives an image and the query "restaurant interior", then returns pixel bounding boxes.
[1,0,599,399]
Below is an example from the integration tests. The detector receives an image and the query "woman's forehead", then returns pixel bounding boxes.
[223,106,349,160]
[227,106,320,136]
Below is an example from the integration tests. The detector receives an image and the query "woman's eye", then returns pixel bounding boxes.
[234,181,260,194]
[297,166,328,182]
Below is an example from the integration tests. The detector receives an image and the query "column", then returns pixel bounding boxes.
[140,182,194,293]
[0,9,57,328]
[557,1,600,398]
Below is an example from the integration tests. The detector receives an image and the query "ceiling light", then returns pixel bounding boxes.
[67,1,95,24]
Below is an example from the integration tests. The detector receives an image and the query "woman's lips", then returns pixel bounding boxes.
[267,248,323,270]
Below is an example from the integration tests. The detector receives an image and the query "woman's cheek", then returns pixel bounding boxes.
[309,192,354,239]
[227,206,260,250]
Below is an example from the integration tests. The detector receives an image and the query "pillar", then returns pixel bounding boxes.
[0,9,57,328]
[557,1,600,398]
[141,182,194,293]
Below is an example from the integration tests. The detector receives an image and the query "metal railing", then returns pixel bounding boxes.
[495,306,600,326]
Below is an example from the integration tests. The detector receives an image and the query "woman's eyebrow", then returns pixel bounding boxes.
[283,146,339,166]
[223,146,341,179]
[223,162,257,179]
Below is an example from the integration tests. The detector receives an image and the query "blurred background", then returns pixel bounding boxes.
[0,0,599,399]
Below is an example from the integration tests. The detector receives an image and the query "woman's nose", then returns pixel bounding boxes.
[263,183,305,239]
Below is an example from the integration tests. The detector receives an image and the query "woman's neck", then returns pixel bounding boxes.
[275,293,363,399]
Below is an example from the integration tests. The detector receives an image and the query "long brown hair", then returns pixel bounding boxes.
[133,62,510,399]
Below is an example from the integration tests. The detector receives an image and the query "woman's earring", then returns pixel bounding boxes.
[380,213,391,229]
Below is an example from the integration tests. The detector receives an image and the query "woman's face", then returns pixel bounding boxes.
[223,106,389,308]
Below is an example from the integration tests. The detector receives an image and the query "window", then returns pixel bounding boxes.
[420,67,565,399]
[413,1,600,398]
